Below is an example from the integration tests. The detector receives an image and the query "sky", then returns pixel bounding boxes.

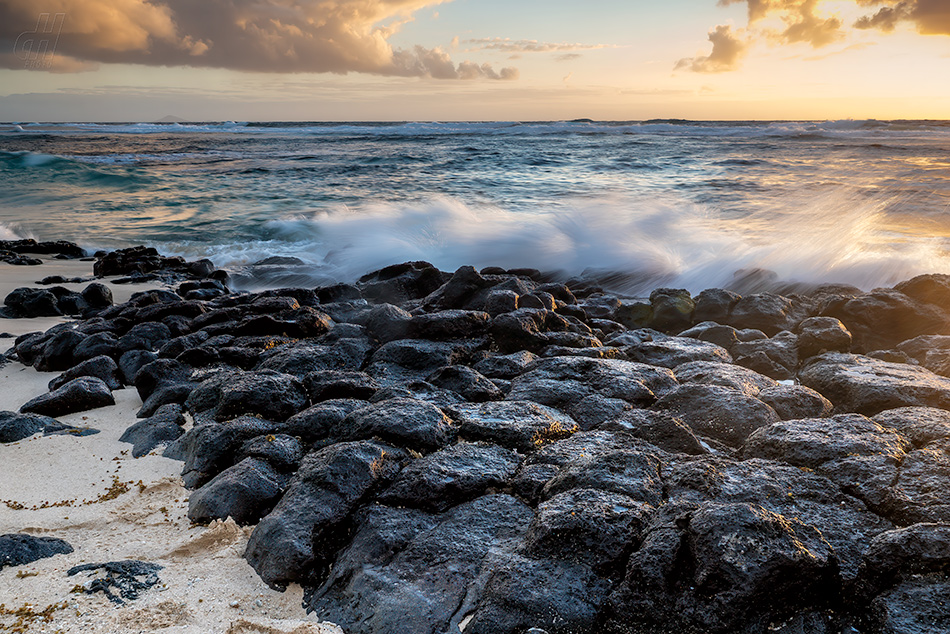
[0,0,948,121]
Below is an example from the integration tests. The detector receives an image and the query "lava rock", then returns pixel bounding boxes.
[757,384,833,420]
[799,352,950,416]
[119,403,185,458]
[796,316,852,359]
[49,355,121,392]
[598,409,707,455]
[0,534,73,570]
[673,360,777,396]
[653,383,780,447]
[276,399,367,442]
[244,440,407,589]
[336,398,455,452]
[450,400,579,452]
[302,370,379,403]
[0,410,63,443]
[624,337,732,368]
[20,377,115,417]
[378,442,521,511]
[188,457,284,525]
[426,365,502,402]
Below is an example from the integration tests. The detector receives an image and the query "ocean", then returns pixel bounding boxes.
[1,119,949,294]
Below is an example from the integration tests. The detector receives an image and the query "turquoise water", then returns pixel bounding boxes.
[1,120,949,292]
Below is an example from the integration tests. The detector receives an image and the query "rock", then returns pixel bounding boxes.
[889,442,950,524]
[624,337,732,368]
[521,487,653,573]
[364,303,412,342]
[49,355,121,391]
[796,316,852,359]
[158,331,210,358]
[464,555,610,634]
[277,399,367,443]
[426,365,502,402]
[894,273,950,307]
[133,358,193,401]
[117,321,172,353]
[757,384,833,420]
[0,410,63,443]
[473,351,538,379]
[727,292,797,335]
[856,523,950,633]
[673,360,777,396]
[66,560,163,605]
[692,288,740,323]
[566,394,633,430]
[607,502,838,634]
[258,340,368,377]
[357,261,445,304]
[188,457,284,525]
[176,416,280,489]
[678,320,741,351]
[137,382,195,418]
[653,383,780,447]
[647,288,694,332]
[33,329,87,372]
[3,287,62,317]
[366,339,478,384]
[598,409,707,455]
[409,309,490,340]
[823,289,949,353]
[541,448,664,505]
[119,403,185,458]
[507,356,677,410]
[732,330,799,380]
[81,282,113,308]
[450,400,579,452]
[663,456,894,584]
[20,377,115,417]
[336,398,455,452]
[0,534,73,569]
[799,352,950,416]
[379,442,520,512]
[73,332,120,363]
[484,289,519,316]
[872,406,950,447]
[244,440,407,589]
[118,350,159,385]
[307,494,532,634]
[195,370,308,422]
[236,434,304,472]
[303,370,378,403]
[490,309,596,353]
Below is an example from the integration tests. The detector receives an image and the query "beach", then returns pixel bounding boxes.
[0,258,341,634]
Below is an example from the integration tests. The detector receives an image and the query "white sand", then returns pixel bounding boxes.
[0,259,342,634]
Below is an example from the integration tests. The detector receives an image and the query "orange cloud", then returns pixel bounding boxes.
[675,25,748,73]
[680,0,950,73]
[0,0,517,79]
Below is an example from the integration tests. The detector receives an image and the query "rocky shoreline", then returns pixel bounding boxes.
[3,243,950,633]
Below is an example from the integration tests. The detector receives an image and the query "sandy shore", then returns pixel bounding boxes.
[0,259,341,634]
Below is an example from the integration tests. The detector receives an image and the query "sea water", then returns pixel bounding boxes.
[1,119,949,293]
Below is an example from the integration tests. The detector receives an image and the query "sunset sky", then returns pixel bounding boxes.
[1,0,948,121]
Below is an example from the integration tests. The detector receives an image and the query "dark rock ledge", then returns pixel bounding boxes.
[8,251,950,634]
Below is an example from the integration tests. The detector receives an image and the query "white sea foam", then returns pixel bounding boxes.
[159,190,950,294]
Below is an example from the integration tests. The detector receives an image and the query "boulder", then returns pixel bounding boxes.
[796,316,852,359]
[336,398,455,452]
[49,355,121,392]
[378,442,521,512]
[757,384,833,420]
[0,534,73,570]
[20,377,114,417]
[0,410,63,443]
[673,360,776,396]
[119,403,185,458]
[449,400,579,452]
[624,337,732,368]
[188,457,284,525]
[426,365,502,402]
[653,383,780,447]
[244,440,407,589]
[307,495,532,634]
[799,352,950,416]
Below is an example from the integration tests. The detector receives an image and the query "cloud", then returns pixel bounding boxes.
[680,0,950,73]
[0,0,517,79]
[465,38,614,54]
[675,25,748,73]
[855,1,950,36]
[556,53,583,62]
